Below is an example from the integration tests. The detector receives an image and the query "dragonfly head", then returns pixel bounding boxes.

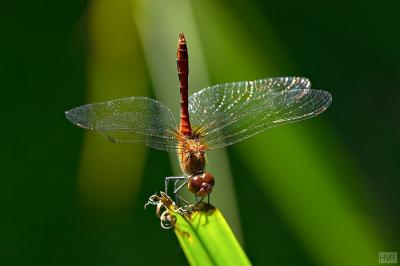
[188,172,215,197]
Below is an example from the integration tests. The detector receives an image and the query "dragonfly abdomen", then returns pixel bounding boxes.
[177,33,192,136]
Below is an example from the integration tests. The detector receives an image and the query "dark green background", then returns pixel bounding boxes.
[1,1,399,265]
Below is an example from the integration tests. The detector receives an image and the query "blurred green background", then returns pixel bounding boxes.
[1,0,399,265]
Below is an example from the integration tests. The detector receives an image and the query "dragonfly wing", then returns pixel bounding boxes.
[189,77,332,149]
[65,96,179,151]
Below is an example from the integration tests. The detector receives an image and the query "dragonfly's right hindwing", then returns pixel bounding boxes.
[65,96,180,151]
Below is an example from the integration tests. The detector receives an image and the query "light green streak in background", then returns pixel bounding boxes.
[78,0,149,211]
[193,1,386,266]
[131,0,243,241]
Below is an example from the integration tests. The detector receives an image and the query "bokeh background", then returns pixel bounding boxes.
[1,0,399,265]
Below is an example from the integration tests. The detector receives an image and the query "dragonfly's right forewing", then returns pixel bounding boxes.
[189,77,332,150]
[65,96,180,151]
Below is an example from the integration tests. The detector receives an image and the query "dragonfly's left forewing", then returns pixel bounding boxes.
[188,77,332,149]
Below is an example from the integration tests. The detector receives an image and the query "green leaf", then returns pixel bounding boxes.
[173,204,252,266]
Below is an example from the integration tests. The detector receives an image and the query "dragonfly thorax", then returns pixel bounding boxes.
[178,137,207,175]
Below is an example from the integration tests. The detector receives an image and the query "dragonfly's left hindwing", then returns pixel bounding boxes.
[65,96,180,151]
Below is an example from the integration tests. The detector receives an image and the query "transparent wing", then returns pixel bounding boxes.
[65,96,180,151]
[189,77,332,149]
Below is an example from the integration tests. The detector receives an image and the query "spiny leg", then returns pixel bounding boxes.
[194,196,204,207]
[174,179,189,194]
[193,194,206,206]
[175,194,190,208]
[192,193,211,207]
[173,180,181,203]
[174,178,189,206]
[164,176,186,196]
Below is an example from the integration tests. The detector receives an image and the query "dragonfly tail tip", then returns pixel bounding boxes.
[178,32,185,42]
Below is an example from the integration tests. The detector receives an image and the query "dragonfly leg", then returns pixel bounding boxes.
[207,193,210,205]
[173,179,180,202]
[193,195,207,205]
[176,194,190,207]
[195,196,204,207]
[164,176,186,196]
[174,178,189,205]
[174,178,189,194]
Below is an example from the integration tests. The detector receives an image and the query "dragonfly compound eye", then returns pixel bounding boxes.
[188,172,215,197]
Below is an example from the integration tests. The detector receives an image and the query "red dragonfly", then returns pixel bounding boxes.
[66,33,332,204]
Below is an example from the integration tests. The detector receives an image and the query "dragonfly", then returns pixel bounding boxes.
[65,33,332,206]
